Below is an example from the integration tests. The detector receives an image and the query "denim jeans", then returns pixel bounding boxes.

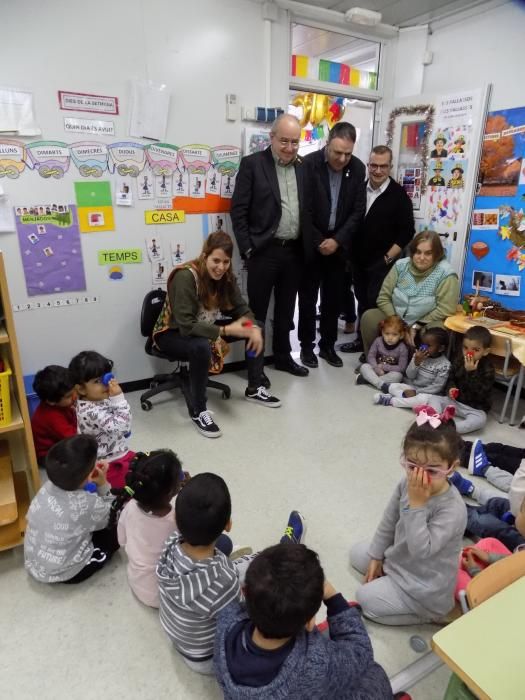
[466,497,525,551]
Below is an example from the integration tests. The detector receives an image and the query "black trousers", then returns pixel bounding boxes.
[298,252,345,351]
[352,257,393,336]
[155,329,265,415]
[247,243,302,359]
[466,498,525,552]
[462,441,525,475]
[341,261,357,323]
[63,526,119,584]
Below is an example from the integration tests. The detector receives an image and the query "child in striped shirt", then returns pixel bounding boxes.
[157,473,305,675]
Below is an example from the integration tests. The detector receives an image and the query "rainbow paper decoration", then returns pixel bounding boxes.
[292,55,377,90]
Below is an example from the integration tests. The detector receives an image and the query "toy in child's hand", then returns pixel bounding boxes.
[465,351,474,360]
[450,388,459,400]
[84,482,97,493]
[242,319,257,358]
[102,372,114,385]
[419,344,429,352]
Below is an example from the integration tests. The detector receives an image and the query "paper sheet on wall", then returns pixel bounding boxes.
[0,87,41,135]
[0,185,15,232]
[129,81,170,142]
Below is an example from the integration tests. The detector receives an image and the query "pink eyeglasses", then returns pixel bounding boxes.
[400,456,454,479]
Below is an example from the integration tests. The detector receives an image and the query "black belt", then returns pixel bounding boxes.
[272,237,299,247]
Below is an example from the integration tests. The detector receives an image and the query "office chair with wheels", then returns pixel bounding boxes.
[139,289,231,413]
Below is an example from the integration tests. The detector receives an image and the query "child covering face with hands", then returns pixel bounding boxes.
[350,405,467,625]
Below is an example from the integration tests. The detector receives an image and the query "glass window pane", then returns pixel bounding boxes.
[291,23,380,90]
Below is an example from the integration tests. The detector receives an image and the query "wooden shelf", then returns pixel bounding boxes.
[0,322,8,344]
[0,399,24,435]
[0,471,29,551]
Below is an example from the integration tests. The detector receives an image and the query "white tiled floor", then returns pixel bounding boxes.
[1,333,523,699]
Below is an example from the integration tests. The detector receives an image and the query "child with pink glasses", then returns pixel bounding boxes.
[350,405,467,625]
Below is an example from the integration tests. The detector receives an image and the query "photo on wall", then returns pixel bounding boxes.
[472,270,494,292]
[495,274,521,296]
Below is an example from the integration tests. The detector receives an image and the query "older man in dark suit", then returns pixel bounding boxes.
[298,122,366,368]
[231,114,309,377]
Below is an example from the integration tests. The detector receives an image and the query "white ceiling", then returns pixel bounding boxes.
[290,0,500,28]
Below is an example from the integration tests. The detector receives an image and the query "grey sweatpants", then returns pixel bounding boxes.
[350,541,434,626]
[473,465,512,503]
[388,393,487,434]
[359,363,403,390]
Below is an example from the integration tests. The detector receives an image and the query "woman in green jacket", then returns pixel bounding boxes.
[360,231,459,355]
[153,232,280,438]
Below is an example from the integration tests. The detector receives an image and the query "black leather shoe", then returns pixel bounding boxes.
[319,347,343,367]
[300,349,318,368]
[358,352,366,364]
[339,339,364,353]
[274,357,309,377]
[260,371,271,389]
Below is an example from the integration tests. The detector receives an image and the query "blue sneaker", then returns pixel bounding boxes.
[280,510,306,544]
[467,439,490,476]
[449,471,474,496]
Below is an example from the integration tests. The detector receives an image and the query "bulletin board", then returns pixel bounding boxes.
[461,106,525,310]
[0,0,289,382]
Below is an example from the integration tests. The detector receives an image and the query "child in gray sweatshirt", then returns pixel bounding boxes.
[24,435,118,583]
[350,405,467,624]
[373,327,450,408]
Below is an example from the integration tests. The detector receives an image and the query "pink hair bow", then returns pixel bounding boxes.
[414,404,455,428]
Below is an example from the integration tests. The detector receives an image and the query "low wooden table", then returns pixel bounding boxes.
[444,313,525,425]
[432,577,525,700]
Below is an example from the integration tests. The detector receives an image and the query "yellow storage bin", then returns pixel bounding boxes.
[0,356,12,427]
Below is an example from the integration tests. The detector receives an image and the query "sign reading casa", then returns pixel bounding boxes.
[98,249,142,265]
[145,209,185,225]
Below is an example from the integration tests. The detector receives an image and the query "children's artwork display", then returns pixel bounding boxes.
[461,106,525,310]
[0,138,242,215]
[15,204,86,296]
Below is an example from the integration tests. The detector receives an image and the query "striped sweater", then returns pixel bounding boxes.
[404,354,451,394]
[157,532,241,661]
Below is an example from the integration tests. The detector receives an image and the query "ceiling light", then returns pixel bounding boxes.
[344,7,382,26]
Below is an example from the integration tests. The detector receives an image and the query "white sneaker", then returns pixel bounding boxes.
[230,545,253,560]
[191,410,222,438]
[245,386,281,407]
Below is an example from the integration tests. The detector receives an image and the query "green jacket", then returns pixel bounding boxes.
[153,266,254,343]
[377,258,459,326]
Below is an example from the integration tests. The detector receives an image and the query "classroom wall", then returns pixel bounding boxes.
[0,0,289,382]
[423,2,525,111]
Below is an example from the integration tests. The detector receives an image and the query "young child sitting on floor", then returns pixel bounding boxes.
[373,327,450,405]
[373,326,494,435]
[30,365,77,466]
[24,435,119,583]
[350,405,467,625]
[157,473,304,675]
[449,440,525,553]
[113,450,184,607]
[213,543,391,699]
[356,314,409,390]
[69,350,134,489]
[454,495,525,600]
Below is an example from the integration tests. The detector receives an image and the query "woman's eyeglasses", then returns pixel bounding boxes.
[400,456,453,479]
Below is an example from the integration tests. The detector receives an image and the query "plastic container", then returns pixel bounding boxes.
[23,374,40,419]
[0,357,12,427]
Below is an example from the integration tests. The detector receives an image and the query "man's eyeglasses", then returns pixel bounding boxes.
[368,163,391,171]
[276,138,300,148]
[400,456,453,479]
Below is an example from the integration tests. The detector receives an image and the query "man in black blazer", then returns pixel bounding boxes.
[298,122,366,368]
[340,145,415,355]
[231,114,309,377]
